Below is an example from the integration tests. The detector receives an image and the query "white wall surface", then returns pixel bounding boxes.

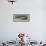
[0,0,46,41]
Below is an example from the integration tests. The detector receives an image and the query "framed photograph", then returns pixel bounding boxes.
[13,14,30,22]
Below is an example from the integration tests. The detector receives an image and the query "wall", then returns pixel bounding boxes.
[0,0,46,41]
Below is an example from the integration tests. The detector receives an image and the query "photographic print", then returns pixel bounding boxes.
[13,14,30,22]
